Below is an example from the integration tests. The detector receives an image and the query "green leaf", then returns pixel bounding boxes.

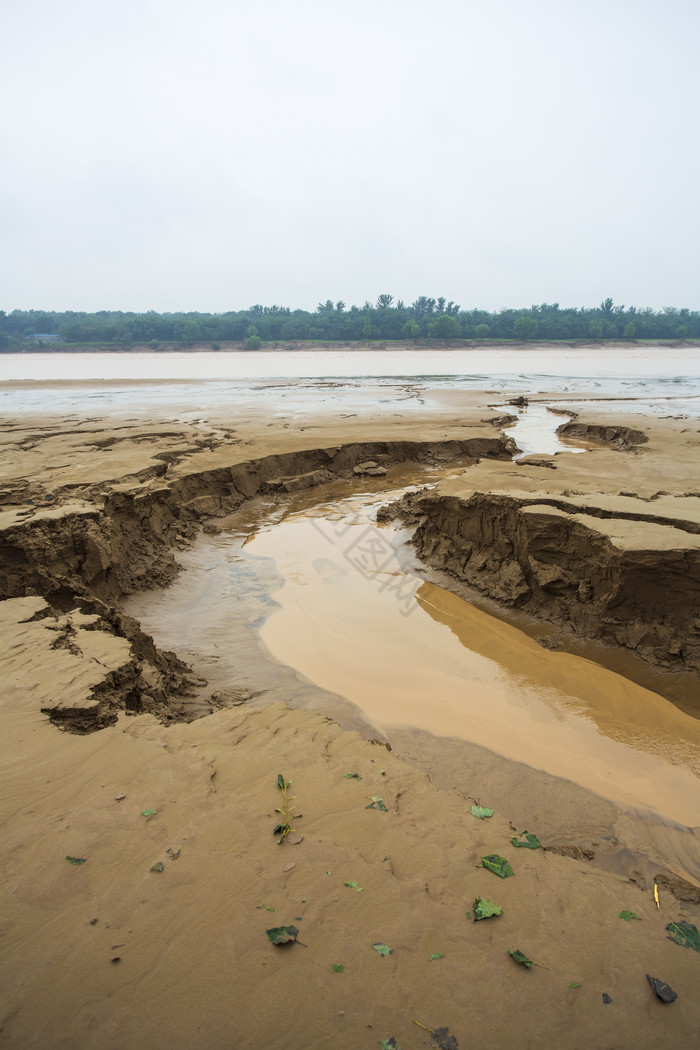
[266,925,299,945]
[511,831,541,849]
[277,774,286,790]
[366,796,388,811]
[429,953,445,960]
[372,942,393,956]
[66,856,86,865]
[464,911,471,920]
[619,910,641,922]
[256,904,275,912]
[473,896,502,921]
[150,861,164,872]
[470,805,493,819]
[344,880,363,892]
[345,772,362,780]
[508,948,533,968]
[140,809,156,817]
[332,963,344,973]
[666,920,700,953]
[569,982,581,989]
[379,1039,401,1050]
[481,854,514,878]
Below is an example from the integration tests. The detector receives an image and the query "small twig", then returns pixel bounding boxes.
[412,1019,434,1033]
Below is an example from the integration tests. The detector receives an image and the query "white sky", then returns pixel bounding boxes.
[2,0,699,313]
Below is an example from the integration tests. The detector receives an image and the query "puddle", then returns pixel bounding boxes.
[126,483,700,833]
[504,403,586,458]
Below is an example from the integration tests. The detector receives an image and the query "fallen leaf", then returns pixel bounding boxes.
[429,953,445,961]
[344,880,363,892]
[470,805,493,819]
[345,772,363,780]
[511,831,541,849]
[508,949,533,968]
[602,993,612,1004]
[140,809,156,817]
[619,911,641,922]
[366,796,388,811]
[256,905,275,912]
[372,942,393,956]
[431,1026,459,1049]
[666,920,700,953]
[66,856,87,865]
[150,861,164,873]
[654,882,660,909]
[266,926,299,945]
[379,1039,401,1050]
[481,854,514,879]
[473,897,502,921]
[568,982,581,989]
[646,974,678,1003]
[332,963,345,973]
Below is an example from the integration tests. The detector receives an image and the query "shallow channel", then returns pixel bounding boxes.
[124,466,700,882]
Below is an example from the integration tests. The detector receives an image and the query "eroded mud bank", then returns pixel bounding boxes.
[381,487,700,675]
[0,437,510,730]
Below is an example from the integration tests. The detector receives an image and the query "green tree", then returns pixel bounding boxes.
[588,318,604,339]
[475,323,489,338]
[513,316,538,340]
[428,314,461,339]
[676,324,688,339]
[401,319,420,338]
[623,322,636,339]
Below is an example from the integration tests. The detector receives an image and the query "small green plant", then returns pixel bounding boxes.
[273,774,296,843]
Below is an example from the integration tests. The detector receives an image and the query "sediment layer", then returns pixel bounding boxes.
[381,488,700,674]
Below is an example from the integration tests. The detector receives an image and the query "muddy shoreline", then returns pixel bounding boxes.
[1,381,699,1049]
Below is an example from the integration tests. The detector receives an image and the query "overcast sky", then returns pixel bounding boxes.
[2,0,699,314]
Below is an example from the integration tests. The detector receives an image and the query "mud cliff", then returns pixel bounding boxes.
[382,489,700,675]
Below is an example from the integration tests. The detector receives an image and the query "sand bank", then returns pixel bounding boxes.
[0,379,699,1048]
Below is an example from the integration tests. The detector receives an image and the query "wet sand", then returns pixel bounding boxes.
[1,374,699,1049]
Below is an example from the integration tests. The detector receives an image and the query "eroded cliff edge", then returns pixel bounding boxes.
[380,485,700,675]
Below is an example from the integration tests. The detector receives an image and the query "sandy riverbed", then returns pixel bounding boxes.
[0,377,699,1049]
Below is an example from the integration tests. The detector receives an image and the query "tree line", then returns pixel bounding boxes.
[1,296,697,349]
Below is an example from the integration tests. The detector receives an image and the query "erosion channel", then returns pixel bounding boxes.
[124,461,700,892]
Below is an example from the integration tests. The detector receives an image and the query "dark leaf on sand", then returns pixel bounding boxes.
[508,948,533,968]
[602,993,612,1004]
[66,856,87,865]
[150,861,164,872]
[277,774,286,789]
[473,897,502,921]
[481,854,514,878]
[646,974,678,1003]
[379,1040,401,1050]
[366,796,388,811]
[431,1027,459,1049]
[666,920,700,953]
[619,911,641,922]
[511,831,541,849]
[470,805,493,819]
[266,926,299,945]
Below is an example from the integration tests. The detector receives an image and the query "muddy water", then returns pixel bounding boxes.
[125,478,700,882]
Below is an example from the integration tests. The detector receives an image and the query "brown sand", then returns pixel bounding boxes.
[1,379,699,1049]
